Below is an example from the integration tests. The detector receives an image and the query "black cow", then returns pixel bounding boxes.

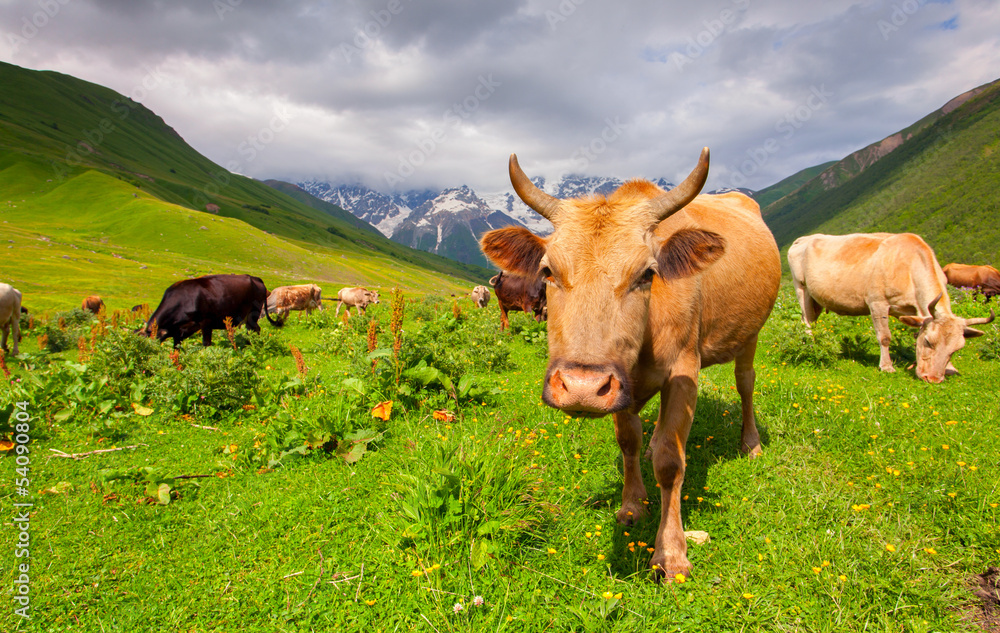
[489,271,547,331]
[138,274,278,347]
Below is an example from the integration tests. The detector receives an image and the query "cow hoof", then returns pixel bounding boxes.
[880,365,895,373]
[741,443,762,459]
[615,503,647,526]
[644,447,652,460]
[650,557,692,583]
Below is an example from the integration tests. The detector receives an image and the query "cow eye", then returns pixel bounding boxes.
[541,266,554,282]
[642,268,656,283]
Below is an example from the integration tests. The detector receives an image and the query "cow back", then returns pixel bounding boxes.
[652,193,780,367]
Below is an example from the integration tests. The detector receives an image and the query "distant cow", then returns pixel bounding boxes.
[471,285,490,308]
[265,284,324,320]
[82,295,105,314]
[0,283,23,356]
[138,274,278,347]
[789,233,994,383]
[335,287,379,317]
[943,263,1000,301]
[489,271,546,331]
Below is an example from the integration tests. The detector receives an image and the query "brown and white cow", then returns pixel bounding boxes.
[471,285,490,308]
[480,149,781,580]
[265,284,324,320]
[489,271,546,330]
[335,287,380,317]
[943,263,1000,301]
[82,295,105,315]
[0,283,23,357]
[789,233,994,383]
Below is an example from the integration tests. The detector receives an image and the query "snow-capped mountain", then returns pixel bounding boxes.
[297,175,752,268]
[390,186,523,268]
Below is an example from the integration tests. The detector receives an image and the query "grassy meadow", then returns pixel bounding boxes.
[1,283,999,632]
[0,163,475,313]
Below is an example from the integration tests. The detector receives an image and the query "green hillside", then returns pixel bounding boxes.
[752,160,835,209]
[0,62,492,310]
[762,78,1000,267]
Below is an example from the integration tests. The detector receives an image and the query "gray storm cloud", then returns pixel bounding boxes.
[1,0,997,192]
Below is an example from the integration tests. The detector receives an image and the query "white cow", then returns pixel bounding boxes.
[788,232,994,382]
[0,283,23,357]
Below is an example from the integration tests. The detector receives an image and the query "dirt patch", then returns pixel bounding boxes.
[968,567,1000,632]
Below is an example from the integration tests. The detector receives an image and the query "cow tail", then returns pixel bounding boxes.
[262,297,283,328]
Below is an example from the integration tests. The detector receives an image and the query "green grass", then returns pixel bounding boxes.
[0,164,476,312]
[1,285,998,632]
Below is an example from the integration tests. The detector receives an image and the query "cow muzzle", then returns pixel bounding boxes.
[542,362,630,416]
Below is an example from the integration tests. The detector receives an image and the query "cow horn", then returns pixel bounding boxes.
[649,147,711,222]
[510,154,560,220]
[966,308,996,326]
[927,293,942,315]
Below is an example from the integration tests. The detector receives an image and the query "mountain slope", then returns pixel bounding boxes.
[0,61,492,299]
[752,161,836,209]
[762,78,1000,266]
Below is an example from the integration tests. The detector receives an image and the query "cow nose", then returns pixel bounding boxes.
[544,364,628,414]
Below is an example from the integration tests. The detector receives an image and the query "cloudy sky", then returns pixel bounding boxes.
[2,0,998,194]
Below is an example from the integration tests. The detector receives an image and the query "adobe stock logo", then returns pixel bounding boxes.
[669,0,751,72]
[727,85,833,189]
[5,0,72,55]
[384,75,502,187]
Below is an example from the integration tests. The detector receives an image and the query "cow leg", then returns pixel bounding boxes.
[649,357,699,580]
[793,278,819,333]
[246,314,261,334]
[499,305,510,331]
[869,304,895,372]
[335,301,343,316]
[614,409,648,525]
[1,323,8,354]
[202,324,213,347]
[734,334,762,458]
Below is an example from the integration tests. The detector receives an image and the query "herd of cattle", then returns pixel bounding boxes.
[0,146,997,582]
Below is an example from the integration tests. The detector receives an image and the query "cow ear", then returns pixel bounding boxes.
[963,327,985,339]
[656,229,726,280]
[898,315,931,328]
[480,227,546,277]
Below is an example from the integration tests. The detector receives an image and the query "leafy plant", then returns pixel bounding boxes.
[391,439,544,569]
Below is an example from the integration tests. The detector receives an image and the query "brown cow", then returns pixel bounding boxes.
[789,233,994,382]
[489,271,546,331]
[265,284,324,320]
[480,148,780,580]
[943,263,1000,301]
[471,285,490,308]
[0,283,22,357]
[82,295,105,314]
[335,287,379,317]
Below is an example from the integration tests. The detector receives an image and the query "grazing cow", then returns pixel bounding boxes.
[264,284,324,320]
[82,295,105,314]
[489,271,546,331]
[335,287,379,317]
[789,233,994,382]
[138,274,279,347]
[0,283,22,356]
[480,149,781,580]
[471,285,490,308]
[943,263,1000,301]
[131,304,149,313]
